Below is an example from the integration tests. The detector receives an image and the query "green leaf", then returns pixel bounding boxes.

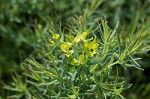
[90,58,102,64]
[129,55,144,70]
[37,80,58,86]
[71,71,77,81]
[83,65,91,78]
[111,21,119,39]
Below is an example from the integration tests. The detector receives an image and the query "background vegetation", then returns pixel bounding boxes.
[0,0,150,98]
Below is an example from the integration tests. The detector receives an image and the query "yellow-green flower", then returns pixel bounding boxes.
[87,50,96,57]
[52,34,60,39]
[67,34,75,43]
[90,38,99,49]
[82,31,88,40]
[66,50,74,57]
[60,42,73,57]
[74,33,81,43]
[83,38,99,57]
[84,38,99,50]
[71,54,86,65]
[60,44,69,52]
[60,43,72,52]
[74,31,88,43]
[71,58,79,64]
[79,54,86,64]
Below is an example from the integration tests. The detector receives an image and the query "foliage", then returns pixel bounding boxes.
[0,0,150,98]
[3,16,145,98]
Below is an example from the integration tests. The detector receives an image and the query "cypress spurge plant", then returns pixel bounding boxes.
[3,17,143,99]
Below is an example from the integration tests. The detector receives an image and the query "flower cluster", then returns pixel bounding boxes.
[83,38,99,57]
[60,42,74,57]
[50,31,99,65]
[49,30,99,66]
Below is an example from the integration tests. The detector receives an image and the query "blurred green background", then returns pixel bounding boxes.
[0,0,150,98]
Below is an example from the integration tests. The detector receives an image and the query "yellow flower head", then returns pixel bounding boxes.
[83,38,99,57]
[90,38,99,49]
[66,50,74,57]
[60,43,72,52]
[82,31,88,40]
[74,31,88,43]
[87,50,96,57]
[71,58,79,64]
[52,34,60,39]
[71,54,86,65]
[84,38,99,50]
[60,42,73,57]
[74,33,82,43]
[60,44,69,52]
